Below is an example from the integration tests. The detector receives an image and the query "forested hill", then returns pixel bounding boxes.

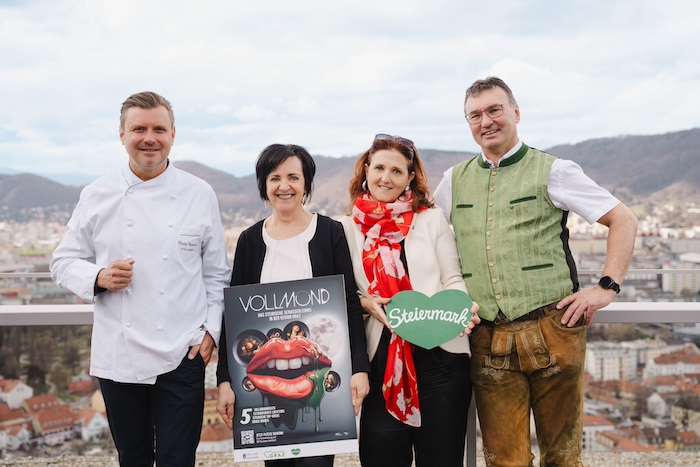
[1,128,698,223]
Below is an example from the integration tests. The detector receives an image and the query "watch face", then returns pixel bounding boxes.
[599,276,620,293]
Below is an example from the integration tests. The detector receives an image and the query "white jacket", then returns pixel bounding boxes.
[50,163,231,383]
[340,208,471,360]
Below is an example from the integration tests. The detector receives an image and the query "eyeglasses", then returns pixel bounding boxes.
[374,133,415,148]
[465,104,505,125]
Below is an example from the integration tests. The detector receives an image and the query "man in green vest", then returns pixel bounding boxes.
[434,76,638,467]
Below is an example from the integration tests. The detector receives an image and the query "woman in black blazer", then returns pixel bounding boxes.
[216,144,370,467]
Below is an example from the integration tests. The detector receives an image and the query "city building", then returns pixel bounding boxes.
[75,407,109,442]
[662,253,700,297]
[643,345,700,379]
[0,380,33,410]
[582,415,615,451]
[197,423,233,453]
[29,404,75,446]
[586,342,638,381]
[203,388,223,426]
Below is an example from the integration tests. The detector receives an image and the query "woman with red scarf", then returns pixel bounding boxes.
[340,134,480,467]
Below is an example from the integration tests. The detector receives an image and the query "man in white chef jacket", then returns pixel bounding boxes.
[50,91,231,466]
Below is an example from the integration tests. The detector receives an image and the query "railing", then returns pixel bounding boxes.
[1,270,699,467]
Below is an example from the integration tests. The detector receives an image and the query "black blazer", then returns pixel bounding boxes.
[216,214,371,385]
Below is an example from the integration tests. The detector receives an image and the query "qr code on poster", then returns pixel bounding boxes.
[241,430,254,445]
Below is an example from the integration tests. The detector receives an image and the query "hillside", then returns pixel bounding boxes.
[546,128,700,203]
[1,128,698,224]
[0,173,81,222]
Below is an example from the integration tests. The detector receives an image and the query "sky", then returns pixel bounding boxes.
[1,0,699,183]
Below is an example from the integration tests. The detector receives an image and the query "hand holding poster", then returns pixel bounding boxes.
[386,289,473,349]
[224,275,358,462]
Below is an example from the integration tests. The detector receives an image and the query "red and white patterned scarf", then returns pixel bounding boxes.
[352,191,423,427]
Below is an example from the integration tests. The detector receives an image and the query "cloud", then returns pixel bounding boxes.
[0,0,699,178]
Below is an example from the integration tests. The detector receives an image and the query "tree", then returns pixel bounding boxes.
[63,343,81,372]
[25,364,47,394]
[49,363,69,392]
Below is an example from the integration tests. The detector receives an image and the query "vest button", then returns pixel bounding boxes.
[491,171,497,176]
[490,187,495,192]
[495,295,501,300]
[489,262,494,267]
[492,278,498,284]
[486,245,492,250]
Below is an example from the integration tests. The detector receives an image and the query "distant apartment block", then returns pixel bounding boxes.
[643,345,700,379]
[583,415,615,451]
[662,252,700,296]
[586,342,638,381]
[622,339,681,365]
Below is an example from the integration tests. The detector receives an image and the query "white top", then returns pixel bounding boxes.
[50,163,231,384]
[433,140,620,224]
[260,213,317,284]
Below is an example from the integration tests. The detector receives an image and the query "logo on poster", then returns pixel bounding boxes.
[264,450,286,458]
[239,288,331,312]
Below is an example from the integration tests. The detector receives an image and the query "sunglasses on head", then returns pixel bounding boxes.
[374,133,415,148]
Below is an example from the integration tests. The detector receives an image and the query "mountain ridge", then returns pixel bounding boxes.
[1,128,698,223]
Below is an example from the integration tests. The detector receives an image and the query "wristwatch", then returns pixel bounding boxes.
[598,276,620,294]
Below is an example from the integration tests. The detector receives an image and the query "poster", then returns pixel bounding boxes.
[223,275,358,463]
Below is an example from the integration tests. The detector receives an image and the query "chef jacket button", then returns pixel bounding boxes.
[126,322,131,328]
[127,221,133,227]
[171,194,176,199]
[160,289,165,294]
[162,255,168,260]
[126,255,133,260]
[157,325,163,331]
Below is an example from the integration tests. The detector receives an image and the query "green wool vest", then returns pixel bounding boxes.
[450,144,578,321]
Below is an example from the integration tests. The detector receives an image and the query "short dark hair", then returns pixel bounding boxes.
[255,144,316,202]
[464,76,517,107]
[120,92,174,129]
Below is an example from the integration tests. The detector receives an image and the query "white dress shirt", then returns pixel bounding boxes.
[50,162,231,384]
[433,140,620,224]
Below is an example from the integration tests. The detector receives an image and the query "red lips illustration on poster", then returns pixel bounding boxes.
[246,335,332,400]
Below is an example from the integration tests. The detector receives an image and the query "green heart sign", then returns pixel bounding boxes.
[386,290,473,349]
[291,448,301,456]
